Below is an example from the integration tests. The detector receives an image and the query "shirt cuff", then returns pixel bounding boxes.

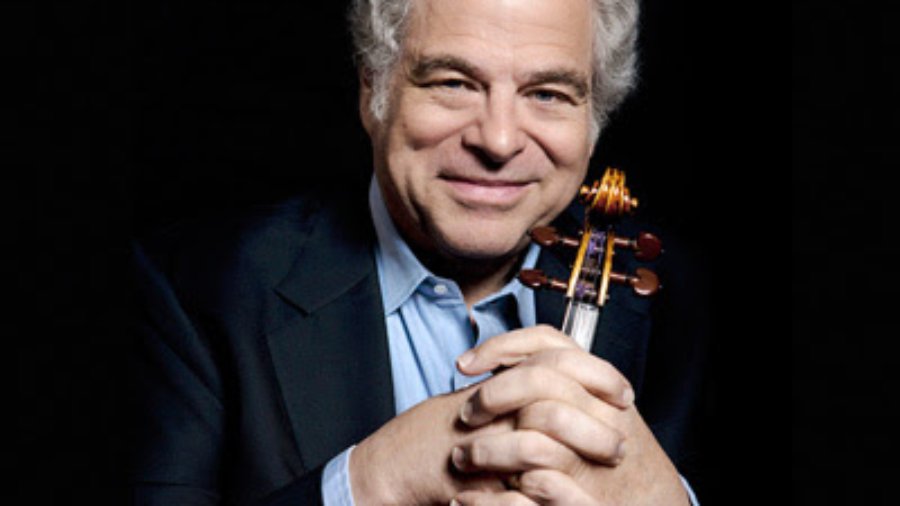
[322,446,356,506]
[680,474,700,505]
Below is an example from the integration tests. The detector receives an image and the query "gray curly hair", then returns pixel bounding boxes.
[348,0,639,141]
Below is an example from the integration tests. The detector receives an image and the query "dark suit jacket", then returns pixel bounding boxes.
[129,186,708,505]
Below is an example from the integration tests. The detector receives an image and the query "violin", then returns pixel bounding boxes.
[519,168,662,351]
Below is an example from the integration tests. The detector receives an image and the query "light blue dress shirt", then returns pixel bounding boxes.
[321,180,698,505]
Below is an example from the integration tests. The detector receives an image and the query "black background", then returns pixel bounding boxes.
[793,1,900,504]
[14,0,797,504]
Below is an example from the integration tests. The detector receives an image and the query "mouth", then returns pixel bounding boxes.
[438,175,535,209]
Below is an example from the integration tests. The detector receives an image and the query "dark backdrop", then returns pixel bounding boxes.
[20,1,782,504]
[793,1,900,504]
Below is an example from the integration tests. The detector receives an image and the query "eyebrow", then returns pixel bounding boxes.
[408,54,486,82]
[525,69,590,99]
[408,54,590,99]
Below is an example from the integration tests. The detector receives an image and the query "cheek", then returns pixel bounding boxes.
[529,122,593,216]
[395,94,476,150]
[529,116,593,169]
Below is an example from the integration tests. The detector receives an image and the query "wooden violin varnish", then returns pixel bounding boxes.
[519,168,662,350]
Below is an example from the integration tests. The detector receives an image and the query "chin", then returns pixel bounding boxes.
[432,221,532,261]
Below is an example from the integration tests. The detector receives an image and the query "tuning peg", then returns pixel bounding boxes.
[518,269,568,293]
[613,232,662,261]
[529,226,580,248]
[608,267,660,296]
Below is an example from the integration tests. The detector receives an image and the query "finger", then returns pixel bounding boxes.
[457,325,576,375]
[460,365,615,427]
[517,400,624,465]
[453,490,539,506]
[522,348,634,409]
[451,430,581,474]
[517,468,601,505]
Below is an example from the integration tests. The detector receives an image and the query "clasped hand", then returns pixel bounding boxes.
[350,325,688,505]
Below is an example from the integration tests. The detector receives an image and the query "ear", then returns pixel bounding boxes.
[358,68,376,137]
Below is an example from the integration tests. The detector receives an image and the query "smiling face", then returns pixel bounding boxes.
[361,0,595,273]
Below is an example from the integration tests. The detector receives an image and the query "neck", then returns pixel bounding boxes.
[413,246,525,309]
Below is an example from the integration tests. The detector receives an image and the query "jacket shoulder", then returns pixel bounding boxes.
[132,190,343,322]
[142,195,313,270]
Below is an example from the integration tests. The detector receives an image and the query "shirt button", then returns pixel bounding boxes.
[433,283,448,295]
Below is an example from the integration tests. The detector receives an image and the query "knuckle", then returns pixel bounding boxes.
[598,360,628,389]
[519,470,554,499]
[535,324,574,346]
[469,439,490,466]
[611,368,633,396]
[597,426,625,460]
[533,323,556,334]
[517,400,552,429]
[511,495,535,506]
[593,356,620,380]
[521,364,554,391]
[515,432,540,459]
[522,400,570,436]
[481,333,505,354]
[516,432,557,469]
[545,404,572,435]
[476,382,500,413]
[620,376,634,396]
[543,348,570,371]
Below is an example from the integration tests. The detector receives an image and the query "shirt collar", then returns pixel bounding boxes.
[370,179,431,313]
[368,178,540,317]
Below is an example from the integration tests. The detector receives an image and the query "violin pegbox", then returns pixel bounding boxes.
[519,168,662,308]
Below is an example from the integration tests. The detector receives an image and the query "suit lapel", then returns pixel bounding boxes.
[268,198,395,471]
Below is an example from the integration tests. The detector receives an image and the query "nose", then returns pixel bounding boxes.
[462,90,526,168]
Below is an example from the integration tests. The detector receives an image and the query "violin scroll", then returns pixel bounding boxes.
[578,168,638,217]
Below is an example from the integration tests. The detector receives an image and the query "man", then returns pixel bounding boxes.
[130,0,707,504]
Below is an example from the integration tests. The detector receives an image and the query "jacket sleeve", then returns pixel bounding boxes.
[129,239,329,506]
[638,236,712,490]
[128,241,228,504]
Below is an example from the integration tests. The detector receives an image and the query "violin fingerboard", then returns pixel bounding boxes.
[561,300,599,351]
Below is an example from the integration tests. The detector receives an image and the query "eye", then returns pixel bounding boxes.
[530,89,573,104]
[434,79,472,91]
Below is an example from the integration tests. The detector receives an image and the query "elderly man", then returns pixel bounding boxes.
[130,0,706,504]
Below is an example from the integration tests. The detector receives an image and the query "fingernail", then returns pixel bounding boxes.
[457,350,475,369]
[459,401,473,424]
[451,446,466,470]
[450,499,461,506]
[622,387,635,406]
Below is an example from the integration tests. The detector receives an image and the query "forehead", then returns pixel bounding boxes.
[403,0,594,75]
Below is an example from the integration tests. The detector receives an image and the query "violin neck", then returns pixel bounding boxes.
[561,300,599,351]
